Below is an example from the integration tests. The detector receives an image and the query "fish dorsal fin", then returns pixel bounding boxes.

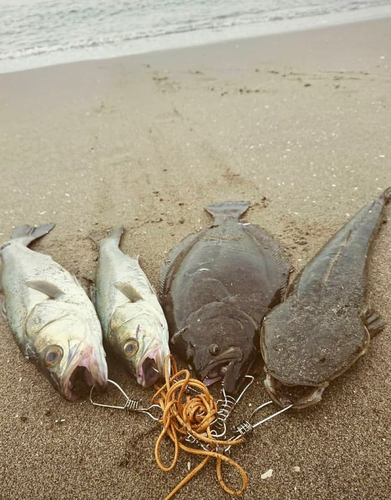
[159,232,201,297]
[204,201,250,222]
[26,280,65,299]
[114,282,144,302]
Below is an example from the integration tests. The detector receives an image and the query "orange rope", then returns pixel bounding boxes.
[152,355,248,500]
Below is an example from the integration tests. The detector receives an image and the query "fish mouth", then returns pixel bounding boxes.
[199,346,243,387]
[136,344,166,388]
[61,342,108,401]
[265,373,328,409]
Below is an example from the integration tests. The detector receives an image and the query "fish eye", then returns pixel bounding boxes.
[208,344,219,356]
[43,345,63,367]
[123,339,139,357]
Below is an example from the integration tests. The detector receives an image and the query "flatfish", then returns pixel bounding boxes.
[261,188,391,408]
[160,201,290,396]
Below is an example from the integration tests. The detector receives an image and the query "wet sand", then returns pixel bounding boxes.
[0,17,390,500]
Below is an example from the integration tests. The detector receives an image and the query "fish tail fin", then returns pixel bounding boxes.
[101,226,124,247]
[4,223,56,248]
[204,201,250,221]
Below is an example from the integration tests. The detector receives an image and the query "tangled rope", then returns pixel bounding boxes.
[152,355,248,500]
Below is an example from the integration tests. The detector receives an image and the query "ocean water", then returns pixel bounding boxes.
[1,0,391,74]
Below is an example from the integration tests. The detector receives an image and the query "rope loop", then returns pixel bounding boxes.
[152,355,248,500]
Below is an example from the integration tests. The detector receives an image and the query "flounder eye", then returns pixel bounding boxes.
[43,345,63,367]
[123,339,139,357]
[208,344,219,356]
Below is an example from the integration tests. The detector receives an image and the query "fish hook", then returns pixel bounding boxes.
[211,375,255,438]
[89,379,162,421]
[224,401,293,452]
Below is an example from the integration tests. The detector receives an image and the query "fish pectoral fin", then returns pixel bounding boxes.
[26,280,65,299]
[199,278,230,302]
[171,326,189,345]
[361,306,385,338]
[114,282,144,302]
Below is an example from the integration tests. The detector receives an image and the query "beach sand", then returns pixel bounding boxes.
[0,17,390,500]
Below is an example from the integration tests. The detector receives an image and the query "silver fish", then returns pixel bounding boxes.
[0,224,108,401]
[95,227,170,387]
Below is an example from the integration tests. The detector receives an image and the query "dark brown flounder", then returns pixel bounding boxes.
[261,188,391,409]
[160,201,290,396]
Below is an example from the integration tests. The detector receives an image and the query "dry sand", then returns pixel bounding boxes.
[0,17,390,500]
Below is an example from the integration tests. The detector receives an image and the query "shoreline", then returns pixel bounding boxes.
[1,11,391,76]
[1,16,390,500]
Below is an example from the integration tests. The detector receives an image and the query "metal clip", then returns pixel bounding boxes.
[184,431,220,453]
[211,375,254,438]
[225,401,292,451]
[184,430,210,451]
[89,379,162,421]
[185,432,199,445]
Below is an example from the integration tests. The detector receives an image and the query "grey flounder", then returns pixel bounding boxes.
[160,201,291,396]
[261,188,391,409]
[0,224,108,401]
